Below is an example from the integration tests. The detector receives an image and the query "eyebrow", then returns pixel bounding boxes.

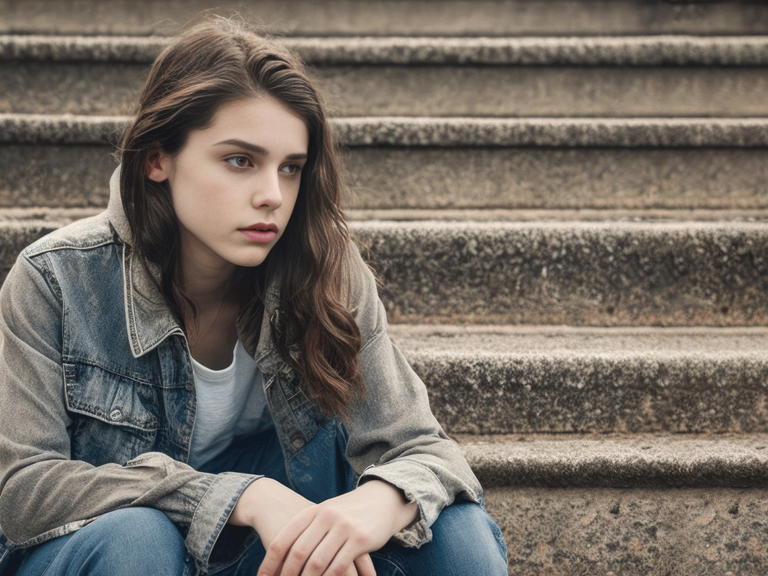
[214,138,308,160]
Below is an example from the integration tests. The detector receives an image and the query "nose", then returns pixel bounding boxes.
[252,170,283,210]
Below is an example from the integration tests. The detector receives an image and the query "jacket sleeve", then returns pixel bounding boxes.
[342,244,484,548]
[0,253,256,574]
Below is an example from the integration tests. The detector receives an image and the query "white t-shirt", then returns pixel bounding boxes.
[188,340,273,469]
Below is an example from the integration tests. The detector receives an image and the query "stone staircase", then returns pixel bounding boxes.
[2,1,768,574]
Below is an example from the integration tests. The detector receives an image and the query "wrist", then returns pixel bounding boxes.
[356,479,419,533]
[229,476,273,527]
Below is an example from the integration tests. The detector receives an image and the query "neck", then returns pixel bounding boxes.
[180,252,237,311]
[180,255,241,369]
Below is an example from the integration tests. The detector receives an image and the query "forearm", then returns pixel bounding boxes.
[2,451,218,543]
[354,479,419,536]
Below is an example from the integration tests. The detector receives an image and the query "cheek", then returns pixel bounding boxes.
[174,181,229,223]
[284,184,301,216]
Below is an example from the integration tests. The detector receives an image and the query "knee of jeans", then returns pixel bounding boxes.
[430,503,508,575]
[72,508,188,575]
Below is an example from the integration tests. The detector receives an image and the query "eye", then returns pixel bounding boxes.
[280,163,303,176]
[225,155,251,169]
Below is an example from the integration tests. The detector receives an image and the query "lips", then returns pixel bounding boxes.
[239,223,278,243]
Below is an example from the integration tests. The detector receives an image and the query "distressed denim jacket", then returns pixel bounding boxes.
[0,169,483,574]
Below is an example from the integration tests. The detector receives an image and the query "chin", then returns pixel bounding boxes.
[228,252,271,269]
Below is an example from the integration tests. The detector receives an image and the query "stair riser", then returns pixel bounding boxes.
[5,144,768,211]
[4,62,768,117]
[353,223,768,326]
[0,221,60,280]
[408,355,768,435]
[486,486,768,576]
[4,221,768,327]
[3,0,768,36]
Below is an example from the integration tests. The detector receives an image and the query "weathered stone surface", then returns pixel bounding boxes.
[290,36,768,66]
[0,219,61,280]
[0,61,148,116]
[484,486,768,576]
[5,219,768,327]
[346,209,768,222]
[460,434,768,487]
[313,66,768,118]
[6,113,768,147]
[3,0,768,36]
[4,115,768,211]
[7,60,768,117]
[8,35,768,66]
[389,325,768,434]
[0,145,116,208]
[344,147,768,211]
[7,143,768,212]
[353,221,768,326]
[336,117,768,148]
[0,114,126,144]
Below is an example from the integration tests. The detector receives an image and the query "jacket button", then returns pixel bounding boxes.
[291,438,305,450]
[109,409,123,422]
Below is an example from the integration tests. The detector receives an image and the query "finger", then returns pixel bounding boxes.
[280,520,339,576]
[325,542,377,576]
[341,557,362,576]
[257,509,317,576]
[354,553,376,576]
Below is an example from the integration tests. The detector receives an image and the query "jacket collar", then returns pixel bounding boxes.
[106,166,284,371]
[107,167,183,358]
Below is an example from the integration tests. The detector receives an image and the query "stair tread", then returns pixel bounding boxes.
[5,34,768,65]
[4,211,768,230]
[6,113,768,147]
[457,433,768,487]
[389,324,768,357]
[4,0,768,37]
[5,207,768,224]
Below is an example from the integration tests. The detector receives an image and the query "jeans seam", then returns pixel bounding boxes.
[371,551,409,576]
[37,553,59,576]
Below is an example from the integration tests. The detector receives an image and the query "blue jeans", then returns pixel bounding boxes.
[9,426,507,575]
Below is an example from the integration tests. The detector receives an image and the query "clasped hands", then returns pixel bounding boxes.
[229,476,418,576]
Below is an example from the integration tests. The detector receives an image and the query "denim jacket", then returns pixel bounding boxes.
[0,168,483,574]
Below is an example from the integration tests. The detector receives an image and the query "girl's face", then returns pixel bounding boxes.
[147,96,309,275]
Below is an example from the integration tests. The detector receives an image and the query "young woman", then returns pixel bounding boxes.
[0,18,507,576]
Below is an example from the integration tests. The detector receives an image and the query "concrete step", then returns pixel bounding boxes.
[0,232,765,432]
[461,434,768,574]
[4,114,768,211]
[352,220,768,326]
[5,35,768,116]
[390,325,768,434]
[5,207,768,225]
[459,433,768,488]
[346,208,768,223]
[4,215,768,327]
[483,484,768,575]
[3,0,768,36]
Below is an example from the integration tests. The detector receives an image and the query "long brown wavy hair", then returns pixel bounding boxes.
[119,18,363,418]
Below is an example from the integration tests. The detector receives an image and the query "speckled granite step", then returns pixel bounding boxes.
[2,0,767,36]
[459,433,768,488]
[483,484,768,575]
[458,434,768,574]
[3,114,768,211]
[389,325,768,434]
[4,35,768,116]
[352,220,768,326]
[3,216,768,327]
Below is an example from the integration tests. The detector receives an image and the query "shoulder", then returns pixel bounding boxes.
[22,211,117,260]
[9,212,123,308]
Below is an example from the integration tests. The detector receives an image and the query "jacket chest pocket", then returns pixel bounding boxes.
[63,362,160,466]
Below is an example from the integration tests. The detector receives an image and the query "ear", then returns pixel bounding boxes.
[145,148,171,182]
